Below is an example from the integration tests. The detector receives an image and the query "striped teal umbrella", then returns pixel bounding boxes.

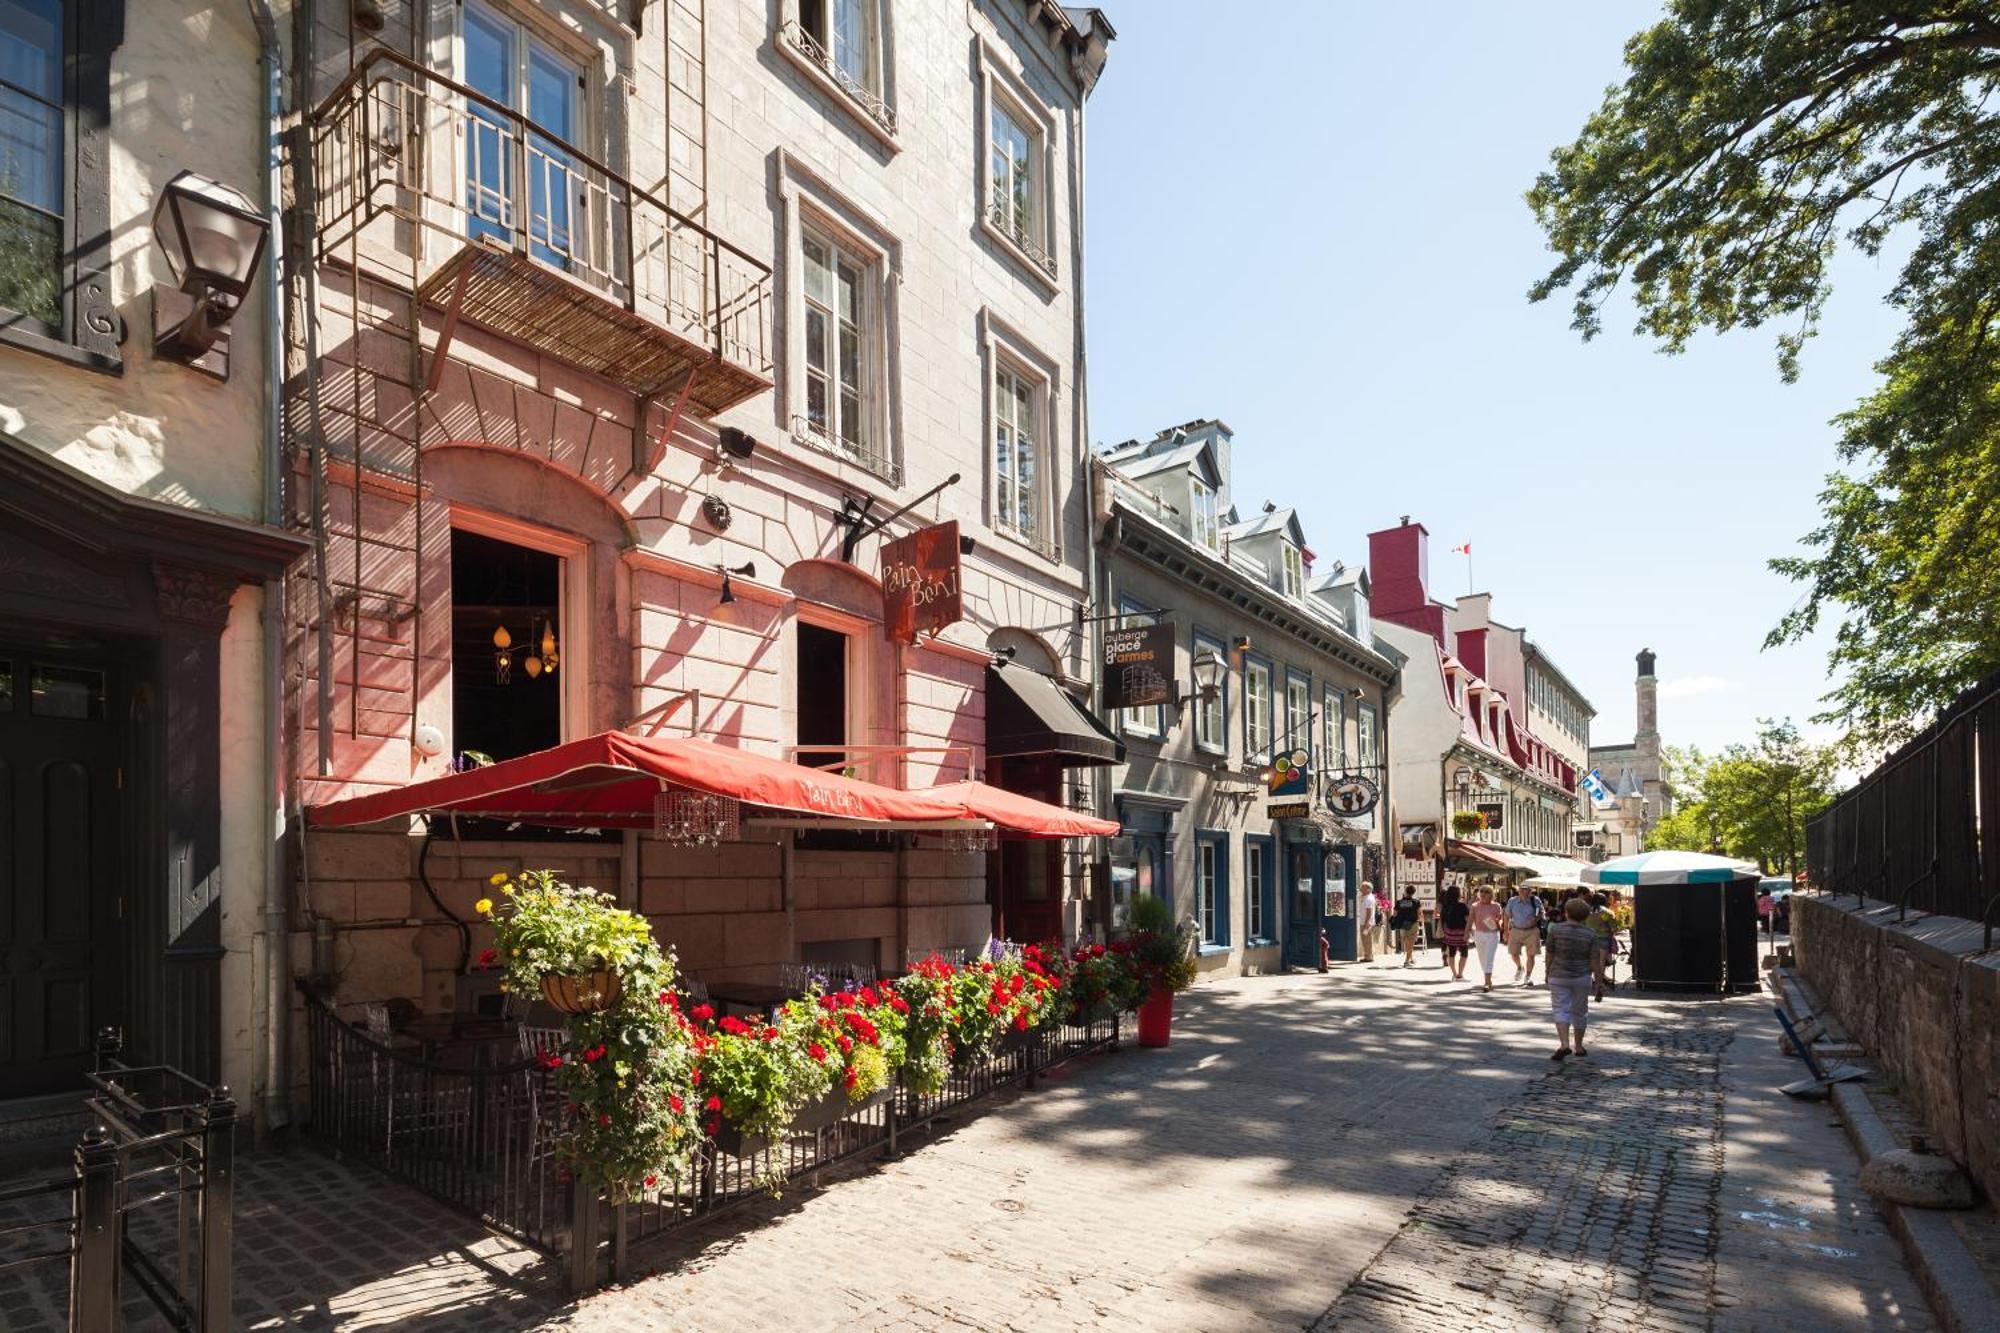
[1580,850,1760,886]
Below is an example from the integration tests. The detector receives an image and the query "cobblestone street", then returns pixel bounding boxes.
[0,962,1934,1330]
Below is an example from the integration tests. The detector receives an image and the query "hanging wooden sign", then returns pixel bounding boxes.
[1102,620,1176,710]
[882,520,963,643]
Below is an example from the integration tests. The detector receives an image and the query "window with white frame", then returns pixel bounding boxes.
[1323,688,1346,771]
[993,361,1041,541]
[461,2,585,269]
[1192,634,1226,754]
[789,0,890,132]
[1197,837,1221,947]
[1244,659,1272,762]
[988,94,1046,258]
[1356,701,1378,768]
[1281,543,1304,599]
[1118,599,1162,739]
[1285,674,1312,760]
[1246,842,1268,941]
[801,223,872,458]
[1190,476,1219,551]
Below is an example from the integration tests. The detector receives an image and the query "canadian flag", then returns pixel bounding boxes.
[1451,542,1471,555]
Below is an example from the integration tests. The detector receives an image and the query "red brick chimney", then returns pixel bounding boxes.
[1367,517,1450,649]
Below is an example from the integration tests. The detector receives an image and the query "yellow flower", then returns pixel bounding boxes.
[488,871,509,886]
[475,897,494,915]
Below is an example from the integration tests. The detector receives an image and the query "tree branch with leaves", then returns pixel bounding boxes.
[1531,1,2000,754]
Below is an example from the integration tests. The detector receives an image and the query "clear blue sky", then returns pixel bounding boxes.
[1083,1,1903,757]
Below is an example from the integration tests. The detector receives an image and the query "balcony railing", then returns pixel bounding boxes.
[986,200,1059,279]
[779,20,897,137]
[309,49,772,416]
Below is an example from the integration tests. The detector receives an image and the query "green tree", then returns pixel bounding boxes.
[1644,720,1840,871]
[1529,2,2000,753]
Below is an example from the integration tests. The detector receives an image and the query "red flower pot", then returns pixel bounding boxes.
[1136,984,1174,1047]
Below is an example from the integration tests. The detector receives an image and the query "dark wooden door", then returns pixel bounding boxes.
[0,643,124,1097]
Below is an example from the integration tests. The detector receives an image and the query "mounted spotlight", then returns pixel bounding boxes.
[717,560,756,605]
[718,427,757,461]
[152,170,271,379]
[351,0,387,32]
[959,534,977,557]
[991,645,1018,667]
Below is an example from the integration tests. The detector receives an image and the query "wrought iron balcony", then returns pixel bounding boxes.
[309,49,772,417]
[779,19,898,137]
[986,201,1058,280]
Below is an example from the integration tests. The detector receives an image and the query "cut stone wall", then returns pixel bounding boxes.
[1792,894,2000,1203]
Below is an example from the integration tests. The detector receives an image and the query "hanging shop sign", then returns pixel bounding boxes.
[1574,829,1595,848]
[1475,800,1506,831]
[882,520,963,643]
[1101,620,1176,710]
[1325,773,1380,818]
[1265,746,1311,819]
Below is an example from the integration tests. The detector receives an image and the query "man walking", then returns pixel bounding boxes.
[1356,881,1378,961]
[1391,886,1422,968]
[1504,882,1545,986]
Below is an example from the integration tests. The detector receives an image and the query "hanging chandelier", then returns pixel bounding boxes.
[492,618,560,684]
[654,789,740,846]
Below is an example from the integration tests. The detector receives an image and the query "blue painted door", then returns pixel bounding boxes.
[1323,845,1358,961]
[1283,836,1323,969]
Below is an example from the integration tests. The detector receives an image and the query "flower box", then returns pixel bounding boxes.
[709,1085,893,1159]
[539,969,622,1014]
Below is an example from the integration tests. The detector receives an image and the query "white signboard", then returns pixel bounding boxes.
[1397,856,1438,908]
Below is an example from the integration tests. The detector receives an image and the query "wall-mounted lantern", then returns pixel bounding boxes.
[152,170,270,379]
[717,560,756,605]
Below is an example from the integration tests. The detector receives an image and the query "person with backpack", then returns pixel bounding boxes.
[1503,881,1546,986]
[1391,886,1422,968]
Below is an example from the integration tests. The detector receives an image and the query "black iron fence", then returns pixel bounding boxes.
[1805,669,2000,944]
[302,989,1120,1295]
[0,1032,236,1332]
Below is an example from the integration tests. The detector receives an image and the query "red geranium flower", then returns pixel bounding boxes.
[858,987,878,1006]
[1012,1013,1030,1032]
[539,1050,564,1069]
[718,1016,752,1036]
[477,948,498,968]
[599,1113,612,1126]
[705,1095,722,1112]
[645,1174,658,1188]
[760,1026,778,1042]
[818,995,836,1011]
[691,1003,715,1021]
[836,1034,853,1054]
[808,1042,827,1062]
[669,1094,684,1114]
[889,996,910,1014]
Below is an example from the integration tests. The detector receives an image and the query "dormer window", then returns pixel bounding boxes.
[1280,543,1303,598]
[1190,477,1219,551]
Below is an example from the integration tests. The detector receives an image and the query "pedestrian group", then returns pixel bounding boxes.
[1355,878,1621,1060]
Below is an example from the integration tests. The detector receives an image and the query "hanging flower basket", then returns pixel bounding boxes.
[1451,810,1488,837]
[539,968,623,1014]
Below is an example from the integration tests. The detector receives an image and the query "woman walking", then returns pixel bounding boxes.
[1546,896,1609,1060]
[1468,885,1505,992]
[1438,887,1471,980]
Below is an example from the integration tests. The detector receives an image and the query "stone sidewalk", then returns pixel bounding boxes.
[0,961,1936,1329]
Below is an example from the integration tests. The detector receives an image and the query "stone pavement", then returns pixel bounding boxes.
[0,960,1936,1330]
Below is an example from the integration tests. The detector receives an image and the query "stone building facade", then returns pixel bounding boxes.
[0,1,308,1112]
[278,0,1116,1114]
[1094,420,1400,978]
[1586,649,1674,857]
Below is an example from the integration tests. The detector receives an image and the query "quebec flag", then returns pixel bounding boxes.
[1581,768,1613,805]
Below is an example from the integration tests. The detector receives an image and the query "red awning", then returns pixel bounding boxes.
[1447,839,1511,868]
[307,731,973,830]
[920,781,1119,839]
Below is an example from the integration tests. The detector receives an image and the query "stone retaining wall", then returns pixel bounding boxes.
[1792,894,2000,1203]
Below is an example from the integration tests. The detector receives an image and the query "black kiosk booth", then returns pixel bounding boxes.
[1583,852,1762,994]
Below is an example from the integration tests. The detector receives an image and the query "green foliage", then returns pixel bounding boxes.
[483,869,654,981]
[1529,2,2000,752]
[485,871,703,1198]
[1643,720,1840,872]
[1123,895,1198,994]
